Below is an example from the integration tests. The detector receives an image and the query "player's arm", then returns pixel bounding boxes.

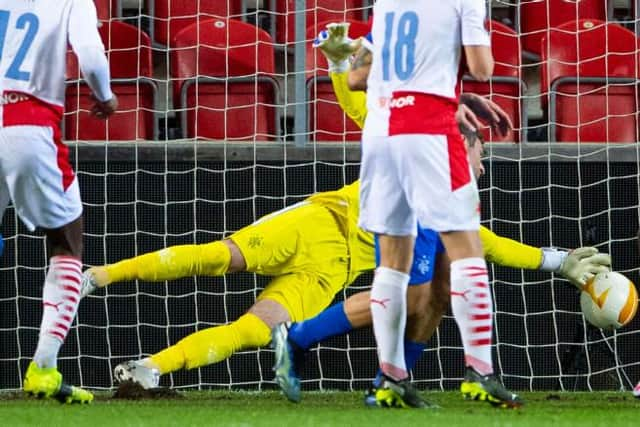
[479,226,611,288]
[479,226,542,269]
[68,0,117,118]
[347,40,372,91]
[461,0,494,81]
[314,23,368,128]
[331,63,367,128]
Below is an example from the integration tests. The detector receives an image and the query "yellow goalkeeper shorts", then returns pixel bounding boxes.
[257,272,341,322]
[230,201,349,320]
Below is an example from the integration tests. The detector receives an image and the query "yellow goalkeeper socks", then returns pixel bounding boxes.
[149,313,271,374]
[103,241,232,284]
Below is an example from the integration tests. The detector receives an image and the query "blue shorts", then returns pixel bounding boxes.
[374,226,444,285]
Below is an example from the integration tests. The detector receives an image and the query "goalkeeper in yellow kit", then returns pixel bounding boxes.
[83,168,606,392]
[272,23,612,408]
[82,182,373,388]
[80,26,610,393]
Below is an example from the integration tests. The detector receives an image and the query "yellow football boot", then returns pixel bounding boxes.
[24,361,93,404]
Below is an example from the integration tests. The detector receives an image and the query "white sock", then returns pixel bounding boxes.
[370,266,410,381]
[34,256,82,369]
[450,257,494,375]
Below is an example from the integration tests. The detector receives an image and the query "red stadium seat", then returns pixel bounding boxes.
[460,20,525,142]
[541,20,640,143]
[306,19,369,142]
[171,19,278,141]
[275,0,365,44]
[66,21,156,141]
[94,0,119,22]
[519,0,607,56]
[152,0,243,46]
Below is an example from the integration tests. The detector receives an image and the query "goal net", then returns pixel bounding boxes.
[0,0,639,393]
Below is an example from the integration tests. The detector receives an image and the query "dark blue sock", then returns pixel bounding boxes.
[288,302,353,351]
[404,339,427,371]
[373,340,427,387]
[0,233,3,257]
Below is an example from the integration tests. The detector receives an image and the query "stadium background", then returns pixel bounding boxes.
[1,0,640,393]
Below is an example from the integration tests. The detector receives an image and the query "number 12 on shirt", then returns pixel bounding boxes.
[381,11,419,82]
[0,10,39,81]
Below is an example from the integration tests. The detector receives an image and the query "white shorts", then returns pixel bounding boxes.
[0,125,82,231]
[359,133,480,236]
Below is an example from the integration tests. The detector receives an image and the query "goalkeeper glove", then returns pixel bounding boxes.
[540,246,612,289]
[313,22,361,73]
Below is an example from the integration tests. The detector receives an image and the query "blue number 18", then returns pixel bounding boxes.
[0,10,39,81]
[381,11,419,81]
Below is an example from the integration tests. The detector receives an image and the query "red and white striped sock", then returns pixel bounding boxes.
[33,256,82,369]
[370,266,410,381]
[450,257,494,375]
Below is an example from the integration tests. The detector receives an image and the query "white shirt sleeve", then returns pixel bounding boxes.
[68,0,113,102]
[460,0,490,46]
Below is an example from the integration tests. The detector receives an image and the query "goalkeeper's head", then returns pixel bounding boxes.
[463,130,485,179]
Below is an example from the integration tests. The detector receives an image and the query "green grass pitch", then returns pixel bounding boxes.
[1,390,638,427]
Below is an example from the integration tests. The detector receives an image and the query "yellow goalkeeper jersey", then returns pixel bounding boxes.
[307,180,375,285]
[327,70,544,273]
[309,180,543,284]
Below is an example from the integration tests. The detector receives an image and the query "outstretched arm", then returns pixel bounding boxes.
[479,226,611,288]
[313,23,369,127]
[330,71,367,129]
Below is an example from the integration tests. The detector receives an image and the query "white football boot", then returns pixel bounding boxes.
[633,382,640,398]
[114,360,160,389]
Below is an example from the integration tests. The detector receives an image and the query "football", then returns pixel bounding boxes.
[580,271,638,330]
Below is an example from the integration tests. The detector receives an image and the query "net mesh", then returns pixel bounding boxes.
[1,0,639,392]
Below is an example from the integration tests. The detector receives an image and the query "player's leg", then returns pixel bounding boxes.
[81,239,244,296]
[404,252,451,347]
[272,250,446,406]
[281,229,441,370]
[272,284,431,396]
[372,237,437,409]
[24,216,93,403]
[271,231,445,405]
[405,133,521,408]
[270,269,348,403]
[440,230,493,369]
[359,135,426,408]
[115,272,324,390]
[0,125,92,403]
[115,297,286,388]
[82,200,314,296]
[441,229,522,408]
[363,233,447,405]
[372,235,414,377]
